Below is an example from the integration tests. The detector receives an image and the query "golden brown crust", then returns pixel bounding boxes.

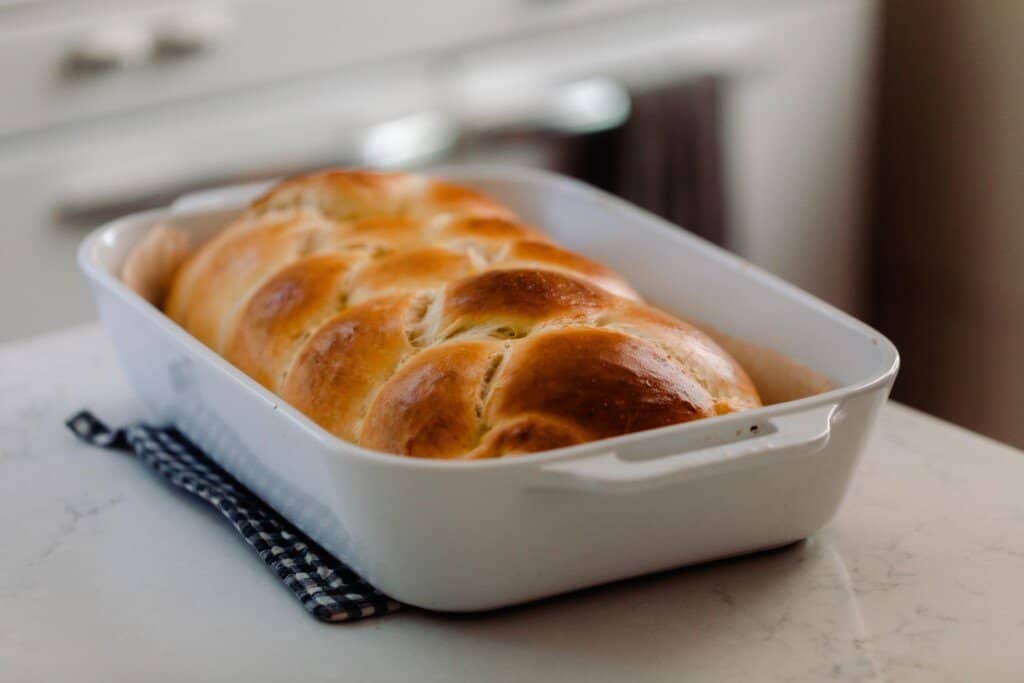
[279,295,414,442]
[416,180,516,220]
[361,341,501,459]
[248,170,406,220]
[316,216,424,254]
[168,211,325,351]
[604,301,762,415]
[164,169,761,459]
[468,414,588,459]
[432,216,550,259]
[349,247,475,305]
[223,253,355,391]
[486,328,713,440]
[248,170,512,222]
[439,269,610,340]
[492,240,640,300]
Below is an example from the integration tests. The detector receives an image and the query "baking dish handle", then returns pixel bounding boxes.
[529,404,839,494]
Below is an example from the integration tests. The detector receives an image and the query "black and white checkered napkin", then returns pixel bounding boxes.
[66,410,401,623]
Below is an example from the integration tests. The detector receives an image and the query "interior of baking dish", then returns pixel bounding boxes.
[89,167,898,461]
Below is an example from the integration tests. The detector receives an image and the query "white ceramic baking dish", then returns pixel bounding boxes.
[78,166,898,612]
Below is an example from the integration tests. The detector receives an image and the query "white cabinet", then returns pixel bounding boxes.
[0,0,664,137]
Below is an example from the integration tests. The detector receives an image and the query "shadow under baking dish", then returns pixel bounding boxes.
[78,166,898,611]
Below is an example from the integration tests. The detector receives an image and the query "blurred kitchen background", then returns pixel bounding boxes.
[0,0,1020,447]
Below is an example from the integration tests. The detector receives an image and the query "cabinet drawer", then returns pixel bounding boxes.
[0,0,663,139]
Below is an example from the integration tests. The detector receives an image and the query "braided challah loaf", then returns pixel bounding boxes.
[165,170,760,459]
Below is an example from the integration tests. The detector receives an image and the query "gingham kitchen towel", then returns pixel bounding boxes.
[65,410,401,623]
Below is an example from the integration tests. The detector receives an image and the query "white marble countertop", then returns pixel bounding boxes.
[2,324,1023,682]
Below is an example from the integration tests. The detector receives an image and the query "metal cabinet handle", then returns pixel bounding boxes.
[154,8,231,56]
[67,23,154,71]
[457,77,631,137]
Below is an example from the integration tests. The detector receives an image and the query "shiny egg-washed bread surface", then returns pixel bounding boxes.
[165,170,760,459]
